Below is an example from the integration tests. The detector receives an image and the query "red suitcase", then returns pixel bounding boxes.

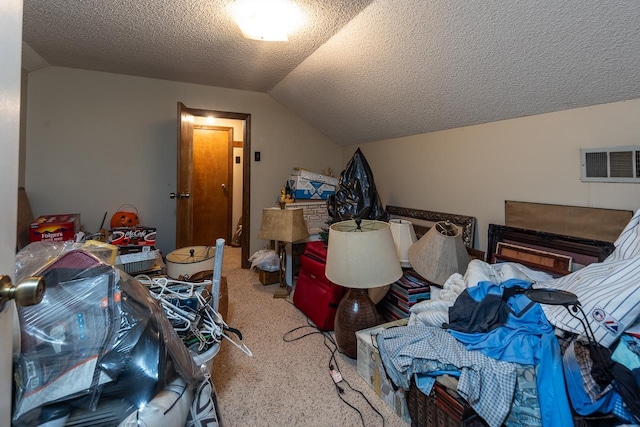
[293,241,346,331]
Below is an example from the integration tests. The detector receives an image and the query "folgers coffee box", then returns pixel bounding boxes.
[30,214,81,243]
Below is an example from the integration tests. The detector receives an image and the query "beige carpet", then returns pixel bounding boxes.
[211,246,410,427]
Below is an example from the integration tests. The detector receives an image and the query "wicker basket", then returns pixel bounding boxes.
[408,379,620,427]
[407,381,488,427]
[572,414,619,427]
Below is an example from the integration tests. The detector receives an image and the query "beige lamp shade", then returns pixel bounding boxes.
[408,221,471,285]
[257,207,309,243]
[325,219,403,289]
[389,219,417,268]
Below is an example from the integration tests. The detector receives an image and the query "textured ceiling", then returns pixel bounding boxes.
[22,0,373,92]
[22,0,640,146]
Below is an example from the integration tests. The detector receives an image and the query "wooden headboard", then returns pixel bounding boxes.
[505,201,632,243]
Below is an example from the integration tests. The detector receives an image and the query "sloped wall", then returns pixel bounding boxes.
[344,99,640,251]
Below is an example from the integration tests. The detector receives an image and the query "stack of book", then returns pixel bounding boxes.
[379,269,431,321]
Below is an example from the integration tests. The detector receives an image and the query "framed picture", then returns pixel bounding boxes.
[493,242,572,276]
[487,224,614,272]
[496,242,572,270]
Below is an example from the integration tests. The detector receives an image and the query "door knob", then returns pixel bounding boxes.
[0,275,46,310]
[221,184,226,190]
[169,192,191,199]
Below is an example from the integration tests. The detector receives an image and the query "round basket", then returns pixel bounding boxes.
[165,246,216,279]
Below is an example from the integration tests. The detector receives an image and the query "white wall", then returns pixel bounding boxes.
[25,67,342,257]
[344,99,640,252]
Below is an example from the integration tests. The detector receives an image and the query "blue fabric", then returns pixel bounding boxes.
[414,374,436,395]
[448,279,573,427]
[414,370,460,395]
[563,340,616,415]
[612,335,640,371]
[450,279,552,363]
[537,331,574,427]
[564,340,636,423]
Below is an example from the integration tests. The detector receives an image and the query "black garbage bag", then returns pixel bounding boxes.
[328,148,388,222]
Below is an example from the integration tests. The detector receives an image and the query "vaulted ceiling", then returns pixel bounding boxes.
[22,0,640,146]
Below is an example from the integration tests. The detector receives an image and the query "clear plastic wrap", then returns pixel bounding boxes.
[12,242,205,426]
[248,248,279,272]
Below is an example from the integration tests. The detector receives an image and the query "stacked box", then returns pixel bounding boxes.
[285,200,329,235]
[109,226,156,248]
[288,170,338,200]
[109,226,158,274]
[288,176,336,200]
[356,318,411,423]
[115,249,159,274]
[379,269,431,322]
[291,168,340,185]
[30,214,81,243]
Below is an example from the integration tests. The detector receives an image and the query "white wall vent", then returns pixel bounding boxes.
[581,145,640,183]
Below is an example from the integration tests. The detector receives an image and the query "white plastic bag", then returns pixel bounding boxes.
[248,249,280,272]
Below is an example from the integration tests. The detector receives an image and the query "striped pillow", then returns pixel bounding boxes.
[539,209,640,348]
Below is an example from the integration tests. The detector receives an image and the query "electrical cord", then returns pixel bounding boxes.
[325,335,385,427]
[282,316,386,427]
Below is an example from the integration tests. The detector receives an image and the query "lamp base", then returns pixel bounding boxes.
[273,243,291,299]
[334,288,381,359]
[273,285,291,299]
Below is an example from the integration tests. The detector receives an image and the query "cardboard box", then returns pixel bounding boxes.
[285,200,330,235]
[30,214,80,243]
[288,175,336,200]
[109,226,156,249]
[356,318,411,423]
[258,269,280,285]
[291,168,339,186]
[115,249,159,274]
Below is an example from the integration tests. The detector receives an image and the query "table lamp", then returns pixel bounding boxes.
[257,207,309,298]
[366,219,417,304]
[389,218,417,268]
[408,220,471,286]
[325,219,403,359]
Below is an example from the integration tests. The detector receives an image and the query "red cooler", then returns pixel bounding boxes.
[293,241,346,331]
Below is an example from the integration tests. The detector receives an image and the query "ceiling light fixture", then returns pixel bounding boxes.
[230,0,304,42]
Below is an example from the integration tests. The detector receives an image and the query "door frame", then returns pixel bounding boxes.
[178,103,251,269]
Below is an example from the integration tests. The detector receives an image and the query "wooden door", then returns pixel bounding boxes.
[192,126,233,246]
[176,103,233,248]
